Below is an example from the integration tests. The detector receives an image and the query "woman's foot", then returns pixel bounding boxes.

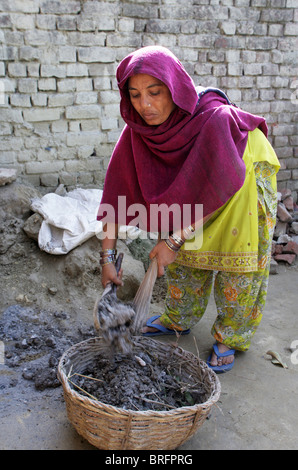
[209,343,234,367]
[207,343,236,373]
[142,316,164,334]
[142,315,190,336]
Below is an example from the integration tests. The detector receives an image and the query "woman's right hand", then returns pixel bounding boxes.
[149,240,178,277]
[101,263,123,289]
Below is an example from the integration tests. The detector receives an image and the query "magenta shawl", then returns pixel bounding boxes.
[97,46,267,232]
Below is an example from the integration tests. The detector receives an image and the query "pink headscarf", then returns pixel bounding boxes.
[97,46,267,232]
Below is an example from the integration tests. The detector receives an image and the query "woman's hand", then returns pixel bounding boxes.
[149,240,178,277]
[100,222,122,288]
[101,263,123,289]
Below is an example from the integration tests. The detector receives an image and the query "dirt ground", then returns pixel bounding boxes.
[1,181,297,451]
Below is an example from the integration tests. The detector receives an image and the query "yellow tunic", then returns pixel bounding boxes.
[176,128,280,272]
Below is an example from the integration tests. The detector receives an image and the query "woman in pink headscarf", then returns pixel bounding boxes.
[97,46,279,373]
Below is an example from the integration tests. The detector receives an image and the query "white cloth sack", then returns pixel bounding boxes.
[31,188,142,255]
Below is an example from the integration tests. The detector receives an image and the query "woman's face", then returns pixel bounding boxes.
[128,73,176,125]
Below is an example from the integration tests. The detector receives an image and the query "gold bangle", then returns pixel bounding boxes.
[164,239,179,252]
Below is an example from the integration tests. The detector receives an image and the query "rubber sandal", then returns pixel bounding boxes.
[142,315,190,337]
[207,343,235,374]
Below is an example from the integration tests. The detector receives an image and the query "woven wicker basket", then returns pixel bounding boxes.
[58,336,221,450]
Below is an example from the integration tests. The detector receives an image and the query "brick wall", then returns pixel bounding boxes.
[0,0,297,197]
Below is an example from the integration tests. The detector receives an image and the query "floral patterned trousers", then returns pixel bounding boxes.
[159,162,277,351]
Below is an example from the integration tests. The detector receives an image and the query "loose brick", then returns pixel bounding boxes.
[274,253,296,265]
[275,244,284,254]
[277,202,292,222]
[283,196,294,211]
[290,222,298,235]
[283,240,298,255]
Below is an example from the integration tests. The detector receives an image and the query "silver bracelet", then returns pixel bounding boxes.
[164,239,180,252]
[100,255,116,266]
[100,249,117,256]
[100,248,117,266]
[170,233,184,247]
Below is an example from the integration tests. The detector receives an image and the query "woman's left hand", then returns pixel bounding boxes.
[149,240,178,277]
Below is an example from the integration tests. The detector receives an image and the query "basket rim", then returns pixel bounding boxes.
[58,336,221,418]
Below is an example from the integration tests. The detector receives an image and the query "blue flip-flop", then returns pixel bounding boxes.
[142,315,190,337]
[207,343,235,373]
